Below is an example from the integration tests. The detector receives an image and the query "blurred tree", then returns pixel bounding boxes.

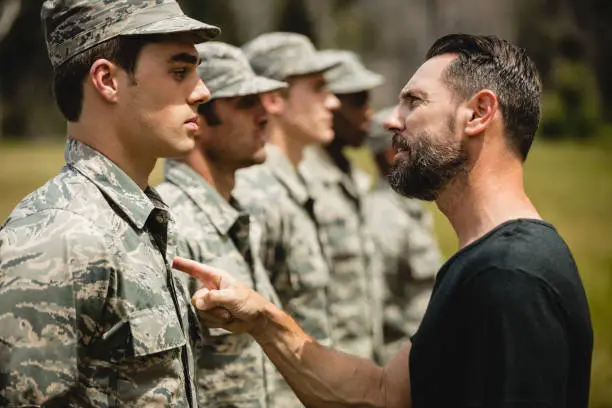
[540,57,602,139]
[0,1,58,140]
[180,0,240,45]
[0,0,20,43]
[1,0,611,140]
[567,0,612,121]
[278,0,317,43]
[0,0,21,140]
[515,0,605,138]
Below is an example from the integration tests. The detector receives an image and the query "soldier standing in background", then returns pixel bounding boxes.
[364,106,443,361]
[156,42,290,407]
[0,1,219,406]
[299,50,386,360]
[232,32,341,406]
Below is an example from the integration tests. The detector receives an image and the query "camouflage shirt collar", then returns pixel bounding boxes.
[302,146,342,183]
[65,138,156,230]
[265,144,312,206]
[164,159,239,236]
[302,146,361,200]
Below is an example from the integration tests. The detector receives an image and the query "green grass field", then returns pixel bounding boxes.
[1,139,611,407]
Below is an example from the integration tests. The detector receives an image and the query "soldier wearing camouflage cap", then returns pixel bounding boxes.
[233,32,341,406]
[0,1,219,406]
[156,42,291,407]
[363,107,443,362]
[299,49,386,361]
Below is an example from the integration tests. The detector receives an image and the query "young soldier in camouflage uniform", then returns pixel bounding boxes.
[232,32,341,405]
[156,42,291,408]
[0,1,218,406]
[364,107,443,360]
[299,50,386,360]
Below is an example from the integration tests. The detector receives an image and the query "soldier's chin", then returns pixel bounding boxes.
[251,148,267,165]
[164,138,196,159]
[317,128,335,144]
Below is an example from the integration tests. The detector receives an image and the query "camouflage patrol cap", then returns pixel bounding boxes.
[367,106,395,154]
[242,32,342,81]
[196,42,287,100]
[42,0,221,68]
[321,50,384,94]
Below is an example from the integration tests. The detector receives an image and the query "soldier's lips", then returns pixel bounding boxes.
[184,116,199,132]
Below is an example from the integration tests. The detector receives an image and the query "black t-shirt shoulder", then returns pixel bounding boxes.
[409,219,593,408]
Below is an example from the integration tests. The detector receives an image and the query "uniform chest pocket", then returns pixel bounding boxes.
[128,305,187,356]
[88,306,189,406]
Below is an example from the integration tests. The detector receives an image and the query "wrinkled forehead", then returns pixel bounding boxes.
[401,54,457,96]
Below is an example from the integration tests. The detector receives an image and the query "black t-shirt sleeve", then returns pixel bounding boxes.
[460,267,569,408]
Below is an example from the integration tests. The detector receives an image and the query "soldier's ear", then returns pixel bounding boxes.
[260,91,285,115]
[89,59,120,104]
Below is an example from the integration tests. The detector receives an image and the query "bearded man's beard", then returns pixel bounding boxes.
[389,128,468,201]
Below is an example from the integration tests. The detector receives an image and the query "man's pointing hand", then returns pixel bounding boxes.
[172,256,270,334]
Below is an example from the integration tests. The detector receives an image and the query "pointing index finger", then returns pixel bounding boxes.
[172,257,222,290]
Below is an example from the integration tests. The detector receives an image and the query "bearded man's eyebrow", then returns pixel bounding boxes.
[400,89,427,101]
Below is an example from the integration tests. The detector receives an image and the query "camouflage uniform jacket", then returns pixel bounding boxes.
[0,139,200,407]
[156,160,281,408]
[300,146,385,360]
[364,177,442,362]
[234,145,334,407]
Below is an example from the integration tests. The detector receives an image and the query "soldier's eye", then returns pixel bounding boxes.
[236,95,261,110]
[172,69,188,81]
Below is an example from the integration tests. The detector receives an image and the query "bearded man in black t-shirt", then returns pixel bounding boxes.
[172,33,594,408]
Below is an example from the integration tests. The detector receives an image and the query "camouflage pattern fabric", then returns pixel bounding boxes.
[366,106,395,154]
[157,160,286,408]
[242,32,341,81]
[234,145,334,407]
[364,178,442,362]
[42,0,220,68]
[320,49,384,94]
[300,146,385,360]
[0,139,199,407]
[196,42,287,100]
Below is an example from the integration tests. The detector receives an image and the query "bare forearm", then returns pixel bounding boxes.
[172,257,411,407]
[253,302,411,408]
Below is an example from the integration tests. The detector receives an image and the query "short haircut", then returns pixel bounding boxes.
[53,35,160,122]
[426,34,542,160]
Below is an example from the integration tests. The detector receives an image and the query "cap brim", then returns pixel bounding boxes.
[212,76,288,99]
[122,15,220,42]
[289,53,343,77]
[329,72,384,94]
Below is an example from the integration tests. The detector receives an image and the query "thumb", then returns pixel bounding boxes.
[173,257,233,289]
